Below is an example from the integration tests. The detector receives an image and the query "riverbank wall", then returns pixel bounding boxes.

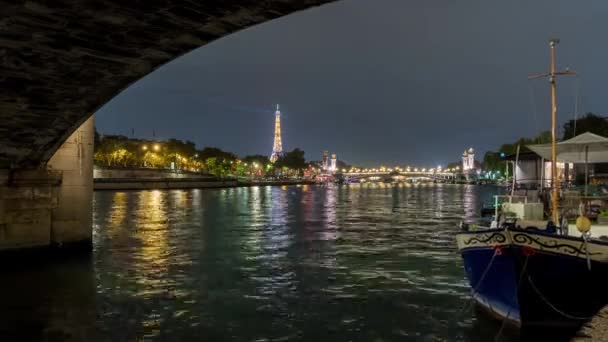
[93,168,316,190]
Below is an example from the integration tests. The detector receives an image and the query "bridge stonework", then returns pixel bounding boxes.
[0,115,94,252]
[0,0,337,169]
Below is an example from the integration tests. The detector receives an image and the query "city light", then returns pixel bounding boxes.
[142,145,148,151]
[153,144,160,151]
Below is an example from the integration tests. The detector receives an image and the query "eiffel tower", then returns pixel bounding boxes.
[270,104,283,163]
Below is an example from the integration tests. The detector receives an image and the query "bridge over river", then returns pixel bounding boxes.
[0,0,338,253]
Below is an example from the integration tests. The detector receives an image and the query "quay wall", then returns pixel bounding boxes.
[93,168,211,180]
[94,178,237,190]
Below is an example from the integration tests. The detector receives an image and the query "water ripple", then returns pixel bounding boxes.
[0,184,518,341]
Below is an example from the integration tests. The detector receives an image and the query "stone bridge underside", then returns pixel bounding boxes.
[0,0,337,169]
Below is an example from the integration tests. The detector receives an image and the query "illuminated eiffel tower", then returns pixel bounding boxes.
[270,104,283,163]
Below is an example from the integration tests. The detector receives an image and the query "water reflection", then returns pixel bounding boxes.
[1,184,514,341]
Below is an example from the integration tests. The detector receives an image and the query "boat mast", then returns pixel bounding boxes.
[549,39,560,224]
[529,39,575,224]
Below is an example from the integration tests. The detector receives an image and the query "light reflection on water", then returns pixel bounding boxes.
[0,183,516,341]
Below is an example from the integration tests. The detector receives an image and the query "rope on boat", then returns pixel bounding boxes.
[449,250,502,337]
[527,274,595,321]
[494,255,530,341]
[458,248,500,315]
[583,233,592,271]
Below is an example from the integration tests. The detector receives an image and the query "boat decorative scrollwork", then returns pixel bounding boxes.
[512,233,601,256]
[463,232,507,246]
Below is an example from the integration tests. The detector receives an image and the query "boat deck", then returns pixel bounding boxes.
[567,224,608,239]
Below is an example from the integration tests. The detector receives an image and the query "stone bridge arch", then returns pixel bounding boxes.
[0,0,338,169]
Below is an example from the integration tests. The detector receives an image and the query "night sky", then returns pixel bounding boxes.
[96,0,608,167]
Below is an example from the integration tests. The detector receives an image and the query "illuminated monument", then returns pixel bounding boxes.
[330,154,337,172]
[270,104,283,163]
[462,147,475,174]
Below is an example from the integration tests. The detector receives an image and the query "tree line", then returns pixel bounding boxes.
[93,131,309,178]
[482,113,608,172]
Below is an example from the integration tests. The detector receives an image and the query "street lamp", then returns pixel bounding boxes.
[153,144,160,151]
[142,145,148,151]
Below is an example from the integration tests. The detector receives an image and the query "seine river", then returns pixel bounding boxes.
[0,184,518,341]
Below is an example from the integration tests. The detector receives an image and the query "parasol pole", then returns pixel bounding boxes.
[585,145,589,196]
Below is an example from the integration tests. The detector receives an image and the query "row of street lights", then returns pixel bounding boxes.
[344,166,462,174]
[141,144,161,152]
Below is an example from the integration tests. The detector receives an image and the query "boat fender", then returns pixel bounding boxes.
[576,216,591,234]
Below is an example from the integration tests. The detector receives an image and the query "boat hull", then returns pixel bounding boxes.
[461,245,521,325]
[457,229,608,338]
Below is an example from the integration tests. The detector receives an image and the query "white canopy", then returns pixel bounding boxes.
[527,132,608,163]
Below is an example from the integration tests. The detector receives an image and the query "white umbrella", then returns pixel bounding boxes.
[527,132,608,195]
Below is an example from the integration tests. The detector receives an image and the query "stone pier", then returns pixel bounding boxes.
[0,116,94,252]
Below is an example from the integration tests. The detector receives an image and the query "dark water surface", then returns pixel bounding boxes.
[0,184,519,341]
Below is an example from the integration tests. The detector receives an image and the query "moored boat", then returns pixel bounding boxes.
[456,39,608,339]
[457,224,608,336]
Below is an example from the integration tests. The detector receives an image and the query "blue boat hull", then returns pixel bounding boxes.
[457,229,608,338]
[461,246,521,325]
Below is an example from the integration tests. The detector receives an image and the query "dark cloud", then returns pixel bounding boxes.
[96,0,607,167]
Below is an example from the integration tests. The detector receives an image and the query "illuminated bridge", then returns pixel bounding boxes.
[343,168,460,182]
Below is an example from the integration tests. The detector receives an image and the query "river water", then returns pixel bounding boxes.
[0,184,518,341]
